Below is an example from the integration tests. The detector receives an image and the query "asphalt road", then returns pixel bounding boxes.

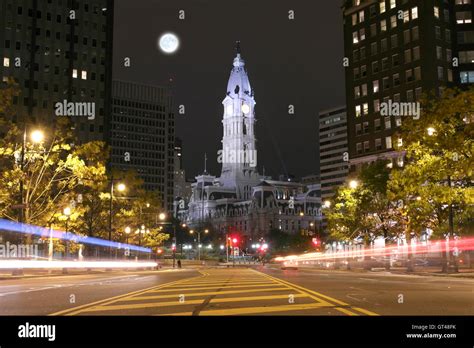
[0,266,472,316]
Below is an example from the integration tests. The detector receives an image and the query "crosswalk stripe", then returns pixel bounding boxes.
[166,303,327,316]
[151,283,286,292]
[50,272,205,316]
[181,279,268,285]
[82,294,311,312]
[166,281,275,288]
[251,270,377,316]
[127,287,290,301]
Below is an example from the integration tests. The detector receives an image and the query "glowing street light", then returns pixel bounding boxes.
[159,213,167,221]
[30,130,45,144]
[323,200,331,208]
[349,180,359,189]
[124,226,131,245]
[116,183,126,192]
[427,127,436,136]
[190,229,209,261]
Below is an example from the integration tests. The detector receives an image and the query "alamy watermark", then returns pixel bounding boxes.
[0,242,39,258]
[55,100,96,120]
[217,148,257,167]
[380,100,420,120]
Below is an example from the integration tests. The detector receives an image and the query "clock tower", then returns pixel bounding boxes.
[219,42,261,200]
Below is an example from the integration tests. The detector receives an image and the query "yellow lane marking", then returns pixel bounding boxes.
[252,270,379,316]
[86,294,312,313]
[50,272,206,316]
[127,287,290,301]
[352,307,379,316]
[166,281,275,288]
[149,283,285,293]
[165,303,327,316]
[181,279,267,284]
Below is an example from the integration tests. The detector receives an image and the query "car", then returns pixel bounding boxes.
[281,259,298,270]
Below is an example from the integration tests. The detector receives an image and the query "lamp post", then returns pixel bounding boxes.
[155,213,179,268]
[159,213,177,268]
[18,129,44,224]
[108,180,125,256]
[63,207,71,259]
[124,226,131,244]
[190,229,208,261]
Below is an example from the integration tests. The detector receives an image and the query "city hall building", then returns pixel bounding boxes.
[174,43,322,241]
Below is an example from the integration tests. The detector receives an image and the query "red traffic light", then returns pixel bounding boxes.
[232,238,238,244]
[157,249,163,254]
[312,238,320,246]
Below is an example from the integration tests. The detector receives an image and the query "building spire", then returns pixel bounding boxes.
[235,40,241,55]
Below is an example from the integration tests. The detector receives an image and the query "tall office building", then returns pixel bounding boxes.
[0,0,114,143]
[319,106,349,200]
[110,80,175,211]
[455,0,474,84]
[173,137,192,201]
[342,0,462,171]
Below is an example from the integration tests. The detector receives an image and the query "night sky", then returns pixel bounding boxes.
[113,0,345,180]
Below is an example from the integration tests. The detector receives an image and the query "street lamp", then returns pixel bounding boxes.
[349,180,359,189]
[117,183,126,192]
[18,128,45,224]
[108,181,126,253]
[63,207,72,259]
[125,226,131,244]
[30,130,45,144]
[427,127,436,136]
[190,229,208,261]
[324,200,331,208]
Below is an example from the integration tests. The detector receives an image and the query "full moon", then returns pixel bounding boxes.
[158,32,180,54]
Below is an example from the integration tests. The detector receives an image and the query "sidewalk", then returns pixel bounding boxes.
[382,266,474,278]
[0,266,179,281]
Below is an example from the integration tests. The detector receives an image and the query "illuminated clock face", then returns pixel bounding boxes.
[226,104,233,116]
[242,103,250,115]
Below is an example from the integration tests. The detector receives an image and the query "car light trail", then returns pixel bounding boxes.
[275,237,474,263]
[0,219,151,253]
[0,260,158,269]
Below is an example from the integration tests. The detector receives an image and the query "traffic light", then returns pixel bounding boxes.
[312,238,320,246]
[157,249,163,254]
[232,238,238,244]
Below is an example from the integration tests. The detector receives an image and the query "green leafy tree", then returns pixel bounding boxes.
[388,88,474,271]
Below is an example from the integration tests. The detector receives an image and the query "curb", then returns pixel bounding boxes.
[0,267,184,281]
